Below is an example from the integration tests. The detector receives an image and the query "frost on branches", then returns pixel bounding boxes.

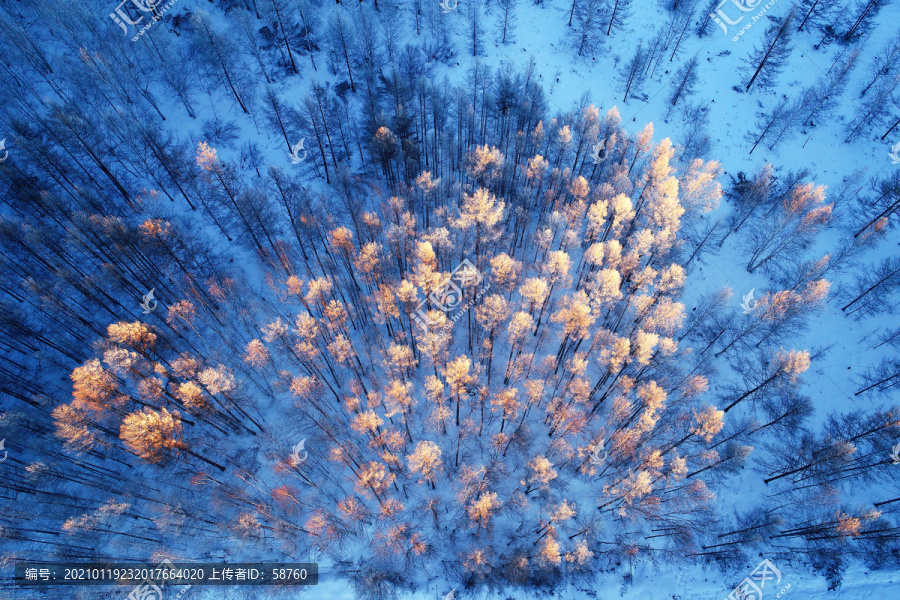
[47,107,744,582]
[54,114,741,588]
[276,132,730,585]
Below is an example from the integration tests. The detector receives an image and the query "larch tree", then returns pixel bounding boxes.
[119,407,186,465]
[744,9,796,92]
[3,9,882,590]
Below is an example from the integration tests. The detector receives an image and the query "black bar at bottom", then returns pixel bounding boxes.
[13,563,318,586]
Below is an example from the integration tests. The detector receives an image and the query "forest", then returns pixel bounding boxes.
[0,0,899,599]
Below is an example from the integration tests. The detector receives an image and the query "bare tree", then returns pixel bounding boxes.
[571,0,608,57]
[744,9,795,92]
[497,0,518,44]
[620,41,646,101]
[668,56,699,108]
[606,0,632,36]
[841,257,900,319]
[468,0,486,56]
[743,178,831,273]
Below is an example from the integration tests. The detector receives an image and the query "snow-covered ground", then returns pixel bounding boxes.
[3,1,899,598]
[310,1,900,596]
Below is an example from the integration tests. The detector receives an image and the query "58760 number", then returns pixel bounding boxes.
[272,568,307,581]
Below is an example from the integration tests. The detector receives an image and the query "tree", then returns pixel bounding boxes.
[665,1,694,62]
[445,355,475,427]
[196,141,270,254]
[606,0,632,36]
[407,440,443,488]
[571,0,608,57]
[697,0,721,37]
[845,70,900,142]
[856,357,900,397]
[70,359,120,414]
[759,49,858,151]
[720,349,811,413]
[236,9,272,84]
[755,392,814,433]
[328,9,357,93]
[264,0,300,75]
[842,0,890,42]
[796,0,837,32]
[668,57,699,108]
[497,0,517,44]
[850,170,900,240]
[191,12,252,114]
[119,407,186,465]
[356,461,395,508]
[718,165,775,244]
[841,257,900,319]
[295,0,321,71]
[748,97,791,155]
[455,187,505,270]
[620,41,646,102]
[710,277,829,358]
[372,126,401,186]
[475,294,511,385]
[52,404,98,452]
[467,0,486,56]
[744,9,795,92]
[743,180,832,273]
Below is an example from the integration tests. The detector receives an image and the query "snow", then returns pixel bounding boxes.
[305,0,900,595]
[3,0,900,598]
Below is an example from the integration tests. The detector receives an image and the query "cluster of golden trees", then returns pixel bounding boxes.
[3,1,898,592]
[43,96,897,590]
[53,117,756,582]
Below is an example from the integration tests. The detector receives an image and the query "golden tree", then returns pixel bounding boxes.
[52,113,778,589]
[407,440,443,488]
[119,407,185,465]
